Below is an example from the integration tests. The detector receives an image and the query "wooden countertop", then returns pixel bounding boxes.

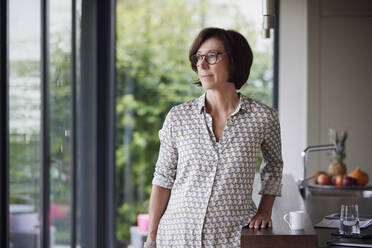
[241,174,318,248]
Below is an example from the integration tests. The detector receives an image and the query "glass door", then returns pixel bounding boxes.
[9,0,42,246]
[48,1,74,246]
[8,0,81,247]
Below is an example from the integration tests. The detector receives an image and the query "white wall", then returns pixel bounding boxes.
[280,0,372,181]
[278,0,308,181]
[307,0,372,178]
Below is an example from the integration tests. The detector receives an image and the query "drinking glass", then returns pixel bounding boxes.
[339,204,360,235]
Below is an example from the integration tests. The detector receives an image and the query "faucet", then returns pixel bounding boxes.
[298,144,336,193]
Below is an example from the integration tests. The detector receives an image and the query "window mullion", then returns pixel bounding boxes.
[71,0,77,247]
[273,0,280,110]
[40,0,50,247]
[0,0,9,247]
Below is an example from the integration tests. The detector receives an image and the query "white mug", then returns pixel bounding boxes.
[283,211,305,230]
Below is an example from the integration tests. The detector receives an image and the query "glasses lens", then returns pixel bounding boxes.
[206,53,218,64]
[191,54,199,65]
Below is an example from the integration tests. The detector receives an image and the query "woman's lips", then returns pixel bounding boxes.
[201,74,212,78]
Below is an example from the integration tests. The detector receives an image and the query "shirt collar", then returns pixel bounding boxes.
[197,92,251,114]
[197,92,207,114]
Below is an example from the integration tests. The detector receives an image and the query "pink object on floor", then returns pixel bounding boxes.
[137,213,149,231]
[50,203,69,220]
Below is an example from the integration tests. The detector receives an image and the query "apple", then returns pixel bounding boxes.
[342,176,357,186]
[317,174,331,185]
[332,175,344,186]
[313,171,328,183]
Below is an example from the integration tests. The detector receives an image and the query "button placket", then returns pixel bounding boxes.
[200,151,218,241]
[204,113,217,144]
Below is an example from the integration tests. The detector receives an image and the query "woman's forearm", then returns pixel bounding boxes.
[257,194,275,215]
[147,185,171,241]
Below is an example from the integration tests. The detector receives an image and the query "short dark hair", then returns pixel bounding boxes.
[189,27,253,90]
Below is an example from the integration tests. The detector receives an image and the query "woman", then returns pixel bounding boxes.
[144,27,283,248]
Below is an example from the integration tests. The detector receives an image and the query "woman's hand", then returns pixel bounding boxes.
[143,240,156,248]
[249,211,272,229]
[249,195,275,229]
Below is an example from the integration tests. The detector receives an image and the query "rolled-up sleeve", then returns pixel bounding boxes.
[259,109,283,196]
[152,108,178,189]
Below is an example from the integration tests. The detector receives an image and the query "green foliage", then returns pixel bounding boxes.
[115,0,273,243]
[115,2,201,241]
[9,35,72,245]
[9,38,72,206]
[48,35,73,205]
[9,60,40,78]
[117,202,149,242]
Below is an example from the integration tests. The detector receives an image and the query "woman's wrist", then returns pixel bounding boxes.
[143,240,156,248]
[257,195,275,213]
[146,229,157,241]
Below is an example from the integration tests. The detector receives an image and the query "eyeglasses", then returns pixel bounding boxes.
[191,51,224,66]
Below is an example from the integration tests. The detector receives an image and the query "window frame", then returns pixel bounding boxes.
[0,0,10,246]
[79,0,117,247]
[273,0,280,110]
[1,0,117,247]
[40,0,51,246]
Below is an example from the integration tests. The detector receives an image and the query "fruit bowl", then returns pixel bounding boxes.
[307,182,372,190]
[304,182,372,197]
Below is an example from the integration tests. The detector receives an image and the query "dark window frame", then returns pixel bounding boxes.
[273,0,280,110]
[1,0,117,247]
[79,0,117,247]
[40,0,51,246]
[0,0,9,247]
[71,0,78,246]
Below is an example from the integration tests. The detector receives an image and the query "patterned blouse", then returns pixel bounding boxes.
[152,93,283,247]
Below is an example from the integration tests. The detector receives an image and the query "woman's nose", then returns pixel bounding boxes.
[199,57,209,69]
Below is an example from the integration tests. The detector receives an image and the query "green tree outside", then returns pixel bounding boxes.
[9,38,73,244]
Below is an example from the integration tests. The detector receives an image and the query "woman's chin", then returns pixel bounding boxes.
[201,81,216,90]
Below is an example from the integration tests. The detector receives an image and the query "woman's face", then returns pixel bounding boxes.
[196,37,231,90]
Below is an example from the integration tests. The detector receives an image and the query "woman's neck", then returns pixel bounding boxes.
[205,87,239,116]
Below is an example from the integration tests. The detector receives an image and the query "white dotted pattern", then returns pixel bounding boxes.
[152,93,283,247]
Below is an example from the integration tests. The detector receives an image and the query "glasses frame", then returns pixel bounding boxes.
[192,51,224,66]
